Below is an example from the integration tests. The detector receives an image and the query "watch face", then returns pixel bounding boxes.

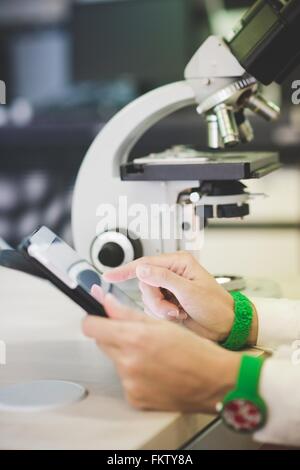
[222,399,263,432]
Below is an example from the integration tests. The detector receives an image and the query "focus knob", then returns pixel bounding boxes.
[91,230,143,272]
[98,242,125,268]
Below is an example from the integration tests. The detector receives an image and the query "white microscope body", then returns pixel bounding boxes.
[72,37,279,279]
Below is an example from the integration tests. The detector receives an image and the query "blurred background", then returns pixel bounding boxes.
[0,0,300,280]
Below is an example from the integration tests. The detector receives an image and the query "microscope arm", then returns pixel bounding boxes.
[72,82,197,258]
[78,82,196,179]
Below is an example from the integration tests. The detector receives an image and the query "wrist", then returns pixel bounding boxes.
[208,352,241,412]
[247,303,258,346]
[216,294,235,343]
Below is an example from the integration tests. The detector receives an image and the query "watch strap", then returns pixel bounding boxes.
[236,354,264,396]
[221,355,267,432]
[221,291,253,351]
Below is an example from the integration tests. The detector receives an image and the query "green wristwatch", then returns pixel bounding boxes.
[217,355,267,433]
[221,291,254,351]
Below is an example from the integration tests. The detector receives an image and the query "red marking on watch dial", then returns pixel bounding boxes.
[223,399,262,432]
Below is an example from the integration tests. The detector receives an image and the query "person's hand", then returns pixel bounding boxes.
[104,252,258,345]
[83,286,241,413]
[103,252,232,342]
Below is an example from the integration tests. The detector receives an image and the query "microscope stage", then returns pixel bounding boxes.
[121,150,280,182]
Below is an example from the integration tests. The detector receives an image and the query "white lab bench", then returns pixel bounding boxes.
[0,268,297,450]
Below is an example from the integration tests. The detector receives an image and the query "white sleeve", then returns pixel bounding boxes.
[254,346,300,447]
[250,297,300,350]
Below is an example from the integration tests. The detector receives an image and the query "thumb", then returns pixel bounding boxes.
[136,264,191,299]
[103,292,146,322]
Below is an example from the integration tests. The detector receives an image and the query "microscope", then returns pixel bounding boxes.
[72,0,300,292]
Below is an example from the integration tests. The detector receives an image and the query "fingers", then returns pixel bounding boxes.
[91,285,144,321]
[136,264,191,301]
[82,315,126,348]
[139,281,187,321]
[140,281,176,319]
[105,291,144,322]
[83,300,147,349]
[103,252,188,283]
[83,290,155,371]
[91,285,105,304]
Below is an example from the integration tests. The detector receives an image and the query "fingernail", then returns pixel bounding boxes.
[168,310,179,318]
[137,264,151,278]
[91,284,100,295]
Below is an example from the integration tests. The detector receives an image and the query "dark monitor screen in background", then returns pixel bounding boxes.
[72,0,208,88]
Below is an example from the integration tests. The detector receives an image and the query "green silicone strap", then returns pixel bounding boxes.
[223,355,267,426]
[236,355,264,396]
[221,291,253,351]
